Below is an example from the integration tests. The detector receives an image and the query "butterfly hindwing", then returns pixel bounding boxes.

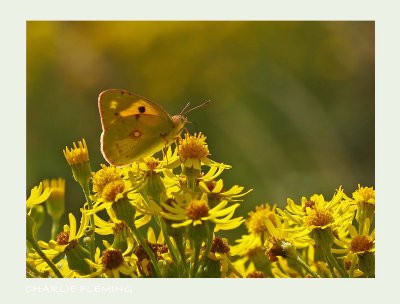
[99,89,176,166]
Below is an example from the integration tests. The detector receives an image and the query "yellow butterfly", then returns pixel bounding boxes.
[98,89,209,166]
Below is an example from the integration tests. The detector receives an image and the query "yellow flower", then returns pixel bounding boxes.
[84,246,137,278]
[90,164,139,219]
[178,132,211,170]
[352,184,375,206]
[198,179,252,203]
[197,163,232,182]
[89,177,134,214]
[42,178,65,221]
[63,139,92,186]
[231,233,263,257]
[245,204,277,237]
[26,182,52,210]
[205,237,242,278]
[333,218,375,256]
[350,185,375,232]
[38,212,89,252]
[63,138,89,166]
[127,191,163,217]
[125,147,180,176]
[231,233,270,277]
[27,249,61,274]
[278,187,355,238]
[93,209,150,235]
[161,193,243,231]
[92,164,123,198]
[133,227,171,277]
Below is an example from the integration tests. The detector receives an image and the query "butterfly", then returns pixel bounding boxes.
[98,89,209,166]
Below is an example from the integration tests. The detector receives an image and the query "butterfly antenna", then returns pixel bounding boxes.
[182,100,211,115]
[180,102,191,115]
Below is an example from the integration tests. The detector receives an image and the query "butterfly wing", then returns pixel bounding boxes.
[99,89,176,166]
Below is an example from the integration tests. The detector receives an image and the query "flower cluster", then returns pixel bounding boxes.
[231,185,375,278]
[26,135,374,278]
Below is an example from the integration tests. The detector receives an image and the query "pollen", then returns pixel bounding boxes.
[63,139,89,166]
[102,249,124,270]
[305,208,334,227]
[350,235,374,253]
[135,242,168,262]
[145,157,160,171]
[246,205,276,234]
[246,271,265,278]
[210,237,230,254]
[186,199,210,220]
[102,180,125,202]
[178,132,209,161]
[112,221,128,234]
[92,165,123,196]
[56,231,70,245]
[303,200,316,212]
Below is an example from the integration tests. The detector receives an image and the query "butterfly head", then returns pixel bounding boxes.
[171,100,210,137]
[171,114,188,132]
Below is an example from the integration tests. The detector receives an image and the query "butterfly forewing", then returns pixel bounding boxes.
[98,89,177,166]
[98,89,171,129]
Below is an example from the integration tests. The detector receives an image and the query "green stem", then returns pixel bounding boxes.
[182,167,200,192]
[82,183,96,261]
[26,272,34,278]
[190,242,201,278]
[175,236,188,276]
[51,220,59,241]
[158,218,181,273]
[199,224,213,270]
[291,256,321,278]
[26,262,47,278]
[324,249,348,278]
[349,255,358,278]
[325,255,337,278]
[27,237,63,278]
[128,222,161,277]
[313,229,348,278]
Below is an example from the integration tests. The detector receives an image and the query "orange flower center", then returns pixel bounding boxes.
[186,199,209,220]
[303,200,316,212]
[210,237,230,254]
[178,133,209,160]
[56,231,70,245]
[92,165,122,195]
[305,208,333,227]
[102,249,124,269]
[247,271,265,278]
[145,158,160,171]
[102,180,125,202]
[112,221,128,234]
[246,205,276,234]
[350,235,374,253]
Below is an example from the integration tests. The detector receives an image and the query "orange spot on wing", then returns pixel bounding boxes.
[129,129,142,139]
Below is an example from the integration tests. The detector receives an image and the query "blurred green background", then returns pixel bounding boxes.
[27,21,374,241]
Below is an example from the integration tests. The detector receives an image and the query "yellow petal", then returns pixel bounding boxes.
[213,179,224,193]
[68,213,77,241]
[147,227,156,244]
[349,224,358,239]
[171,219,193,228]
